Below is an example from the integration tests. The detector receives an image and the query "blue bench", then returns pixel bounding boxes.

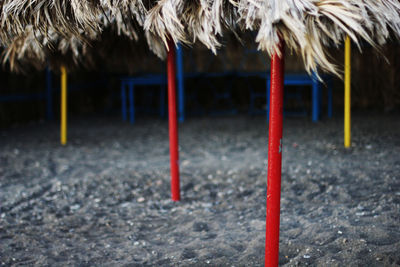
[177,44,333,122]
[176,45,240,120]
[120,44,333,124]
[119,45,233,124]
[0,68,53,120]
[236,71,333,121]
[45,68,109,120]
[235,44,333,121]
[120,74,167,124]
[267,73,333,121]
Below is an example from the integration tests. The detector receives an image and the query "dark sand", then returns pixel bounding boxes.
[0,113,399,266]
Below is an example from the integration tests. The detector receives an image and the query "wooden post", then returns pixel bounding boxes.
[167,39,181,201]
[265,40,285,267]
[60,66,67,145]
[344,36,351,148]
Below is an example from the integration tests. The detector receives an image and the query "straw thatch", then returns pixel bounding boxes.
[1,0,400,74]
[2,27,84,72]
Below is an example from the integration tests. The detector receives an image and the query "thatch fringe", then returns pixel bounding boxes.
[2,0,400,74]
[0,0,101,44]
[236,0,400,74]
[1,27,89,72]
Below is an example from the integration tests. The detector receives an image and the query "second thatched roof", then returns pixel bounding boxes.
[2,0,400,74]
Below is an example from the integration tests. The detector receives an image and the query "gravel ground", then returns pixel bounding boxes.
[0,112,399,266]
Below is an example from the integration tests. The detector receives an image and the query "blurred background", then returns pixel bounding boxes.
[1,32,399,128]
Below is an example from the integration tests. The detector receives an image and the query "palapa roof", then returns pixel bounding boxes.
[1,0,400,74]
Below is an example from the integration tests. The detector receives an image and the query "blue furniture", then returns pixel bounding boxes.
[235,71,268,116]
[236,42,333,121]
[238,71,333,121]
[266,72,333,122]
[0,92,47,102]
[0,68,53,120]
[121,43,333,124]
[120,74,167,124]
[45,68,109,120]
[176,44,238,120]
[176,43,333,122]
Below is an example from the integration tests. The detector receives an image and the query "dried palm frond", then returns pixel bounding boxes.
[1,25,92,72]
[144,0,235,53]
[2,0,400,75]
[0,0,102,44]
[1,24,165,74]
[236,0,400,74]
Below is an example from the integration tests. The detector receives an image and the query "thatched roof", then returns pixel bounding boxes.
[1,0,400,74]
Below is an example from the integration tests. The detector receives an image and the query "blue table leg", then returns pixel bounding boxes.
[318,81,322,111]
[176,43,185,123]
[267,79,271,121]
[121,82,127,121]
[312,72,319,122]
[45,67,53,120]
[129,84,135,124]
[327,78,333,118]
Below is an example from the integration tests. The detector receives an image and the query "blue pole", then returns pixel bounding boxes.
[312,71,319,122]
[45,67,53,120]
[176,43,185,123]
[121,82,127,121]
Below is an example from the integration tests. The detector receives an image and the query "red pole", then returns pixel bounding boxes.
[167,39,181,201]
[265,40,285,266]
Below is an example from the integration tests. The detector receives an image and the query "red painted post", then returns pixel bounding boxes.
[265,40,285,266]
[167,39,181,201]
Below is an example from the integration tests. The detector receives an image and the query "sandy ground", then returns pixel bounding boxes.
[0,113,399,266]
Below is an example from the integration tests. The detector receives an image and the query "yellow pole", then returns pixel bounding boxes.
[60,66,67,145]
[344,36,351,148]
